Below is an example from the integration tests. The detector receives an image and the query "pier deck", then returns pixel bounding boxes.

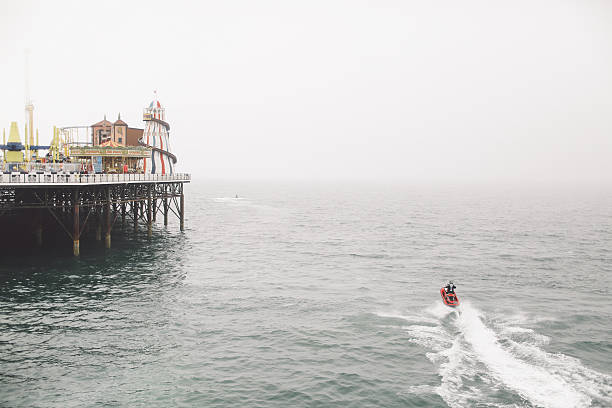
[0,173,190,256]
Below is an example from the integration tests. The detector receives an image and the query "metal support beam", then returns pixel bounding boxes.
[105,187,111,249]
[163,184,169,226]
[73,189,80,256]
[133,200,138,232]
[152,198,157,222]
[96,210,102,241]
[147,186,152,237]
[180,189,184,232]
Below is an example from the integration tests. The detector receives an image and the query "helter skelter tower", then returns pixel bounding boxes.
[141,93,177,174]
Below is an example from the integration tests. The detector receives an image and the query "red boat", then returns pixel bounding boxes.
[440,288,460,307]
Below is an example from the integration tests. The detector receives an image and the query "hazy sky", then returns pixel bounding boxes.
[1,0,611,182]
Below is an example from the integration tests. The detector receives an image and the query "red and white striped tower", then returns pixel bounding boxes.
[141,92,176,174]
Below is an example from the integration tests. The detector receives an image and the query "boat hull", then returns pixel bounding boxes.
[440,288,459,307]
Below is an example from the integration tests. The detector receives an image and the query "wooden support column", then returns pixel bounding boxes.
[179,186,185,232]
[147,186,153,237]
[73,189,80,256]
[152,197,157,222]
[105,188,111,249]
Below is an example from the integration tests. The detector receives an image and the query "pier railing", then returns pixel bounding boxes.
[0,172,191,185]
[2,163,83,173]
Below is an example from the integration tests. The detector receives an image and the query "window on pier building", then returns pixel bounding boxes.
[91,116,113,146]
[96,129,110,145]
[114,115,128,146]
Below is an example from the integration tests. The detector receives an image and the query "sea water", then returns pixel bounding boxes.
[1,181,610,407]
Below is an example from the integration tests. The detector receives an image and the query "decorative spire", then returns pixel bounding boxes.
[118,112,121,120]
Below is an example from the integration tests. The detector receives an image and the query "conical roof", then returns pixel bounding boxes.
[148,99,162,109]
[7,122,21,143]
[92,115,112,127]
[114,113,127,126]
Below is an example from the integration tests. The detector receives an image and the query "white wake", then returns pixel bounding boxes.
[388,302,612,408]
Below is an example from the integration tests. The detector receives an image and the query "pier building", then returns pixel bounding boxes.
[91,114,144,147]
[0,95,190,256]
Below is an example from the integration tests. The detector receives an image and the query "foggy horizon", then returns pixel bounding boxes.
[1,0,611,183]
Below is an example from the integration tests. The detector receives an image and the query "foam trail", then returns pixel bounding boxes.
[399,303,484,405]
[436,337,481,407]
[404,325,450,352]
[397,301,611,407]
[425,302,456,320]
[375,312,438,325]
[457,303,591,408]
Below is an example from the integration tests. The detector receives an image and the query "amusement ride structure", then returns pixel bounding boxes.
[141,94,177,175]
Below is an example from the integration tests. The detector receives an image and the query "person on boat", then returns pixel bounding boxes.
[445,281,456,294]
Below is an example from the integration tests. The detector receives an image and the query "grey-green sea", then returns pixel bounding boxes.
[1,181,611,407]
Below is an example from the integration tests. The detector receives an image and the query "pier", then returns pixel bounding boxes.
[1,94,189,256]
[0,173,190,255]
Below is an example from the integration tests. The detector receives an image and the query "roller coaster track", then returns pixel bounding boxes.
[140,117,177,164]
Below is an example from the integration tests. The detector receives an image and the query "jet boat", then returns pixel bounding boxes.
[440,288,459,307]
